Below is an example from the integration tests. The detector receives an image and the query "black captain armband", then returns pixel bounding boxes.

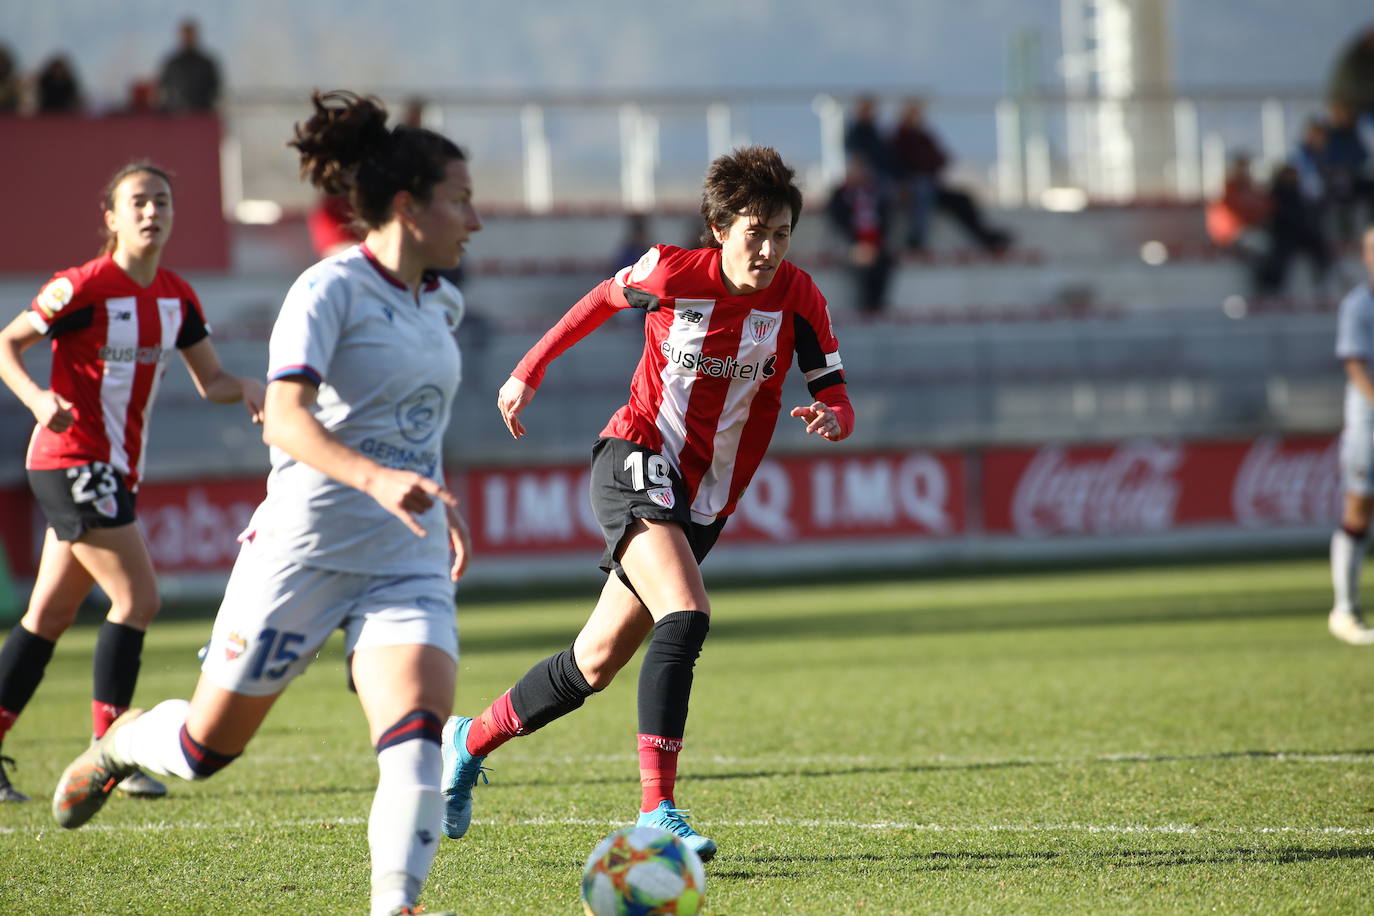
[175,300,210,349]
[623,287,661,312]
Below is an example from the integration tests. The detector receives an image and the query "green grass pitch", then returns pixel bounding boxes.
[2,555,1372,914]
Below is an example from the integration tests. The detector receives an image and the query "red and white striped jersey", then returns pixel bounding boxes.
[24,254,209,489]
[515,244,848,524]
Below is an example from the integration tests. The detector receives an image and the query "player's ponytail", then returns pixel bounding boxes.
[290,90,465,230]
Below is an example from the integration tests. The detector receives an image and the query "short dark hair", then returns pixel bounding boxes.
[289,90,465,230]
[699,146,803,248]
[99,161,174,255]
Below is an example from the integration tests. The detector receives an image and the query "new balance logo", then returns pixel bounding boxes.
[111,310,133,321]
[679,308,704,324]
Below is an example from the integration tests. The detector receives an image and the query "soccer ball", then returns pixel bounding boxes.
[580,825,706,916]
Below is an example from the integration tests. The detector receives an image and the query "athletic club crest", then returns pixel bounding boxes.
[629,246,660,283]
[646,487,675,509]
[93,494,119,518]
[224,632,247,661]
[748,313,778,343]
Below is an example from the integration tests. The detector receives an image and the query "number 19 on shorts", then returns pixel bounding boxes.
[623,451,672,490]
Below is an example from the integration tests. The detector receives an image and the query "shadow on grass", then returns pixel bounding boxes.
[450,591,1317,657]
[711,844,1374,880]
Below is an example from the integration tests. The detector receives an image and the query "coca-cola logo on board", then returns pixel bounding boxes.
[1011,442,1182,537]
[1231,436,1341,527]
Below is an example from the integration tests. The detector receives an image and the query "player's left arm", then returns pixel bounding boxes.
[790,383,854,442]
[788,295,853,442]
[179,337,266,422]
[445,501,472,582]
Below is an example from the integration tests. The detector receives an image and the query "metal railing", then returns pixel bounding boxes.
[221,87,1325,217]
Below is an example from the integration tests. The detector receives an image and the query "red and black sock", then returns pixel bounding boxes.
[636,610,710,811]
[0,624,57,741]
[466,690,525,757]
[503,645,598,747]
[92,621,144,738]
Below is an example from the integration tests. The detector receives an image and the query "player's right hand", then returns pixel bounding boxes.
[496,375,535,439]
[31,390,75,433]
[366,468,458,538]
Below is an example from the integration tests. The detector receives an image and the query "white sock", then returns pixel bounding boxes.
[113,698,202,781]
[368,737,443,916]
[1331,529,1367,614]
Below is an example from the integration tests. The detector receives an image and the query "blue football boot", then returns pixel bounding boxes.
[439,716,489,839]
[636,801,717,862]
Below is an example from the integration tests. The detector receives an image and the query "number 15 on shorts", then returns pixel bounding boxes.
[247,627,306,681]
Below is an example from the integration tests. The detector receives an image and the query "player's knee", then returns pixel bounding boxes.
[21,604,79,641]
[574,641,628,690]
[647,610,711,664]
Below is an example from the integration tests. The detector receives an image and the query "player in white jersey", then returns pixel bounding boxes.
[1330,225,1374,644]
[52,91,480,916]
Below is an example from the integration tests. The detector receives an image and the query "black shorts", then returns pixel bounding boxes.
[589,437,727,576]
[28,461,137,542]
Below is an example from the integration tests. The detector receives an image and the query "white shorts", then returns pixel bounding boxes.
[1341,408,1374,496]
[200,538,458,697]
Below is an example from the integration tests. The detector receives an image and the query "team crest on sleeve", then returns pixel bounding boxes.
[747,312,779,343]
[646,487,675,509]
[224,632,248,661]
[629,247,660,284]
[36,277,75,320]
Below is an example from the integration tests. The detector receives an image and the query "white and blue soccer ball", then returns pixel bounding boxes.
[580,825,706,916]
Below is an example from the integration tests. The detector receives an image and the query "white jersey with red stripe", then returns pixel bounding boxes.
[518,244,845,525]
[24,254,210,489]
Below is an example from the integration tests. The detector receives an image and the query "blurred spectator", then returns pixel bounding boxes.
[1323,101,1374,242]
[889,98,942,250]
[1327,26,1374,117]
[827,152,895,315]
[157,19,221,112]
[843,95,891,177]
[888,98,1012,253]
[613,211,652,273]
[34,54,83,113]
[0,45,20,113]
[400,95,428,128]
[1257,162,1334,296]
[1205,152,1270,287]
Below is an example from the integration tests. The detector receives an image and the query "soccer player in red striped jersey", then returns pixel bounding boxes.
[0,162,265,803]
[440,146,853,861]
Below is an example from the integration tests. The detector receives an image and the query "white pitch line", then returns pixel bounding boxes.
[5,816,1374,838]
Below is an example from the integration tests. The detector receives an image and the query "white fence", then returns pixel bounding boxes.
[221,87,1325,217]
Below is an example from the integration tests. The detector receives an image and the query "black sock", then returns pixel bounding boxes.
[0,625,57,716]
[509,645,598,733]
[637,611,710,739]
[92,621,145,709]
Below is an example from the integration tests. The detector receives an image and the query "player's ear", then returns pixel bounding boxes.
[393,190,419,223]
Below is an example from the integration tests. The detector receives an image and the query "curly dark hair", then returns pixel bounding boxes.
[699,146,803,248]
[289,90,465,229]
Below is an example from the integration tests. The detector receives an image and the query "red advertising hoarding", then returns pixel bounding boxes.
[0,435,1340,581]
[980,435,1340,536]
